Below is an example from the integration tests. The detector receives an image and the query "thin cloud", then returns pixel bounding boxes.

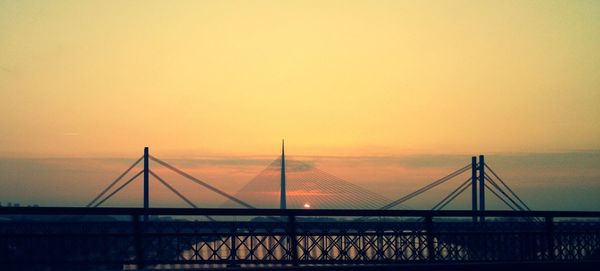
[0,66,13,73]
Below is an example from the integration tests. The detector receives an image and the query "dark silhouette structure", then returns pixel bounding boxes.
[1,208,599,270]
[280,140,286,210]
[1,147,599,270]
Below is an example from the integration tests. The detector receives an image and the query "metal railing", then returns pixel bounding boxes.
[1,207,599,270]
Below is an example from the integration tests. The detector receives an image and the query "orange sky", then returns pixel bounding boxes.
[1,1,599,158]
[1,152,599,210]
[0,1,599,210]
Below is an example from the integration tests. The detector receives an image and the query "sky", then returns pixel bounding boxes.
[0,1,599,210]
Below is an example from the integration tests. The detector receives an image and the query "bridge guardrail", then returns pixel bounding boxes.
[1,207,599,270]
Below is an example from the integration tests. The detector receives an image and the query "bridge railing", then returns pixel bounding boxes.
[1,207,599,270]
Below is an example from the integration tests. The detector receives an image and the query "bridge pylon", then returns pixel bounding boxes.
[470,155,487,222]
[479,155,485,222]
[143,147,149,220]
[471,156,478,222]
[280,140,286,209]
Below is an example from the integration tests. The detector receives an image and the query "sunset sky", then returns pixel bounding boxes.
[0,1,599,210]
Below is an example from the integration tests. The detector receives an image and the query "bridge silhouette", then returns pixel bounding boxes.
[88,144,529,215]
[1,145,599,270]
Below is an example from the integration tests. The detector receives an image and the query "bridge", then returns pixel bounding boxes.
[1,145,599,270]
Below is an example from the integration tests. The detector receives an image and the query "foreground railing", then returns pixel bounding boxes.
[0,207,599,270]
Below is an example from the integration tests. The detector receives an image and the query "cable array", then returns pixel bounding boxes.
[150,156,254,208]
[377,162,533,214]
[431,177,472,211]
[87,152,532,216]
[88,155,255,210]
[380,165,471,210]
[485,164,531,211]
[87,157,143,207]
[223,156,393,209]
[92,170,143,208]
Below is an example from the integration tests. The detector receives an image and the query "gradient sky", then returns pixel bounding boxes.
[1,0,599,157]
[0,1,599,209]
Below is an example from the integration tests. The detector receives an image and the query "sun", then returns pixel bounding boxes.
[303,203,311,208]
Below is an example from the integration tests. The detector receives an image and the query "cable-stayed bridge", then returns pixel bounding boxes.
[87,144,529,213]
[1,145,599,271]
[88,146,396,210]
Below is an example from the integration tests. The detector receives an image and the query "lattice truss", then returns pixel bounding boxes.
[1,219,600,266]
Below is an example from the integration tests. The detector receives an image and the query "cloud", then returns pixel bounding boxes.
[285,160,314,172]
[0,66,13,73]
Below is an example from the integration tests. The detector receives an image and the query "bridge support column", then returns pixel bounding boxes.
[143,147,149,221]
[288,215,298,265]
[545,216,555,260]
[471,156,478,223]
[133,214,145,269]
[425,215,435,261]
[479,155,485,222]
[229,226,238,268]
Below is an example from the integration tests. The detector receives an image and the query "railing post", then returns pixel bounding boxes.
[545,216,555,261]
[288,215,299,266]
[425,215,435,262]
[230,222,237,263]
[133,214,144,270]
[377,228,384,260]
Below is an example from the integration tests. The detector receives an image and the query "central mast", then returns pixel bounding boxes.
[280,140,287,209]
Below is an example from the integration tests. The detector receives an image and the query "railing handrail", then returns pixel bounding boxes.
[1,207,599,218]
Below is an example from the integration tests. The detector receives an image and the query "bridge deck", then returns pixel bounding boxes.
[1,207,599,270]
